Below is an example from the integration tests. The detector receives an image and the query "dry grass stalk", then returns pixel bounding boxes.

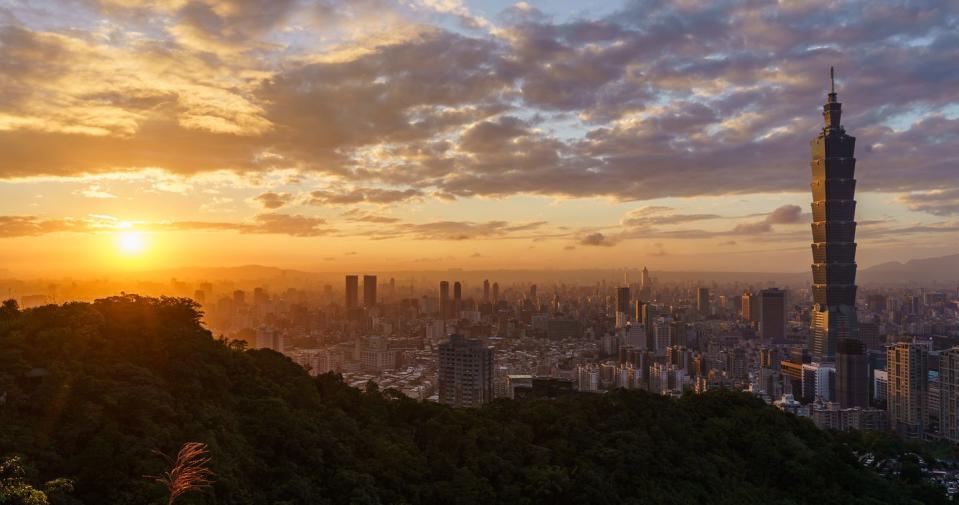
[147,442,214,505]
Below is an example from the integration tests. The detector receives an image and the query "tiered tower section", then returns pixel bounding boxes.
[809,68,859,361]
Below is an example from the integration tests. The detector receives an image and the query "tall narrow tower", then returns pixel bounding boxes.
[809,67,859,362]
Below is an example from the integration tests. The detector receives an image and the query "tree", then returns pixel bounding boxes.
[0,457,72,505]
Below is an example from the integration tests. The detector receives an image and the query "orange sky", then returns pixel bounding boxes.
[1,1,957,276]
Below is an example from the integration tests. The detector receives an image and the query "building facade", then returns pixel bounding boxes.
[438,334,494,407]
[809,68,859,361]
[939,347,959,442]
[887,343,928,437]
[759,288,786,340]
[836,338,869,408]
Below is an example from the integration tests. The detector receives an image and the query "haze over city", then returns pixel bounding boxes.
[3,2,959,505]
[1,0,957,276]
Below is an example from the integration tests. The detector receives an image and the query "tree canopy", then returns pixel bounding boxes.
[0,295,947,504]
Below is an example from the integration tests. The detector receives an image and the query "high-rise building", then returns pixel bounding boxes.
[615,286,631,328]
[492,282,500,303]
[801,362,835,403]
[345,275,359,309]
[453,281,462,316]
[696,287,710,316]
[887,342,928,437]
[616,286,631,314]
[438,334,494,407]
[363,275,377,307]
[483,279,490,303]
[810,68,859,362]
[639,266,652,300]
[939,347,959,443]
[741,291,753,322]
[760,288,786,340]
[439,281,451,319]
[836,338,868,408]
[859,321,882,351]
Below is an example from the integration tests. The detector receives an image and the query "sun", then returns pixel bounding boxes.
[116,231,147,255]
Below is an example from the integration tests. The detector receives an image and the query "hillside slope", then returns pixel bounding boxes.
[0,296,947,504]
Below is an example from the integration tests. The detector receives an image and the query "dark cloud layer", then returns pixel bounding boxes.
[0,0,956,203]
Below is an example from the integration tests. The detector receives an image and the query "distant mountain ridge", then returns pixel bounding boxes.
[859,253,959,284]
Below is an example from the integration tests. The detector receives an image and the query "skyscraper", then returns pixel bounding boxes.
[615,286,631,328]
[439,281,450,319]
[345,275,359,309]
[887,343,928,437]
[810,68,859,361]
[453,281,462,316]
[939,347,959,443]
[639,266,652,300]
[759,288,786,340]
[363,275,377,308]
[696,287,710,316]
[741,291,753,322]
[483,279,490,303]
[492,282,499,303]
[438,334,494,407]
[836,338,868,408]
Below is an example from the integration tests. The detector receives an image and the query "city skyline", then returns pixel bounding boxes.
[1,1,958,275]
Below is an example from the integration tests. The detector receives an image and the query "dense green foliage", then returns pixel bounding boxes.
[0,296,948,504]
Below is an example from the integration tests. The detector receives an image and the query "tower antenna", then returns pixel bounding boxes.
[830,66,835,94]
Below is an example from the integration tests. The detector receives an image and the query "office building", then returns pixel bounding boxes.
[639,266,652,300]
[439,281,451,319]
[345,275,359,309]
[809,68,859,361]
[836,338,868,408]
[742,291,759,324]
[760,288,786,340]
[802,362,835,403]
[615,286,631,327]
[696,287,710,316]
[453,281,462,316]
[438,334,494,407]
[939,347,959,443]
[859,321,882,351]
[363,275,377,307]
[887,342,928,437]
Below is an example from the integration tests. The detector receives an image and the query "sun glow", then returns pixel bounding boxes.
[116,231,147,255]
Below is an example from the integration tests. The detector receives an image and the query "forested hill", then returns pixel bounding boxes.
[0,296,947,505]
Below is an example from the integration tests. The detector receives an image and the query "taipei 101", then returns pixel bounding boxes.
[1,2,958,504]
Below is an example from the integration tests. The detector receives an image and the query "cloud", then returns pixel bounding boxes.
[731,205,805,234]
[168,213,331,237]
[579,232,618,247]
[0,213,331,238]
[368,220,549,241]
[620,206,722,227]
[765,205,804,224]
[0,0,957,209]
[897,188,959,216]
[341,209,401,223]
[79,185,118,199]
[254,192,295,209]
[308,187,424,206]
[0,216,94,237]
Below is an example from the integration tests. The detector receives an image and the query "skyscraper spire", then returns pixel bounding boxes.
[824,67,842,129]
[809,68,859,361]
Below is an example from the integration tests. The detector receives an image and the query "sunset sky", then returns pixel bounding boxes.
[0,0,957,276]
